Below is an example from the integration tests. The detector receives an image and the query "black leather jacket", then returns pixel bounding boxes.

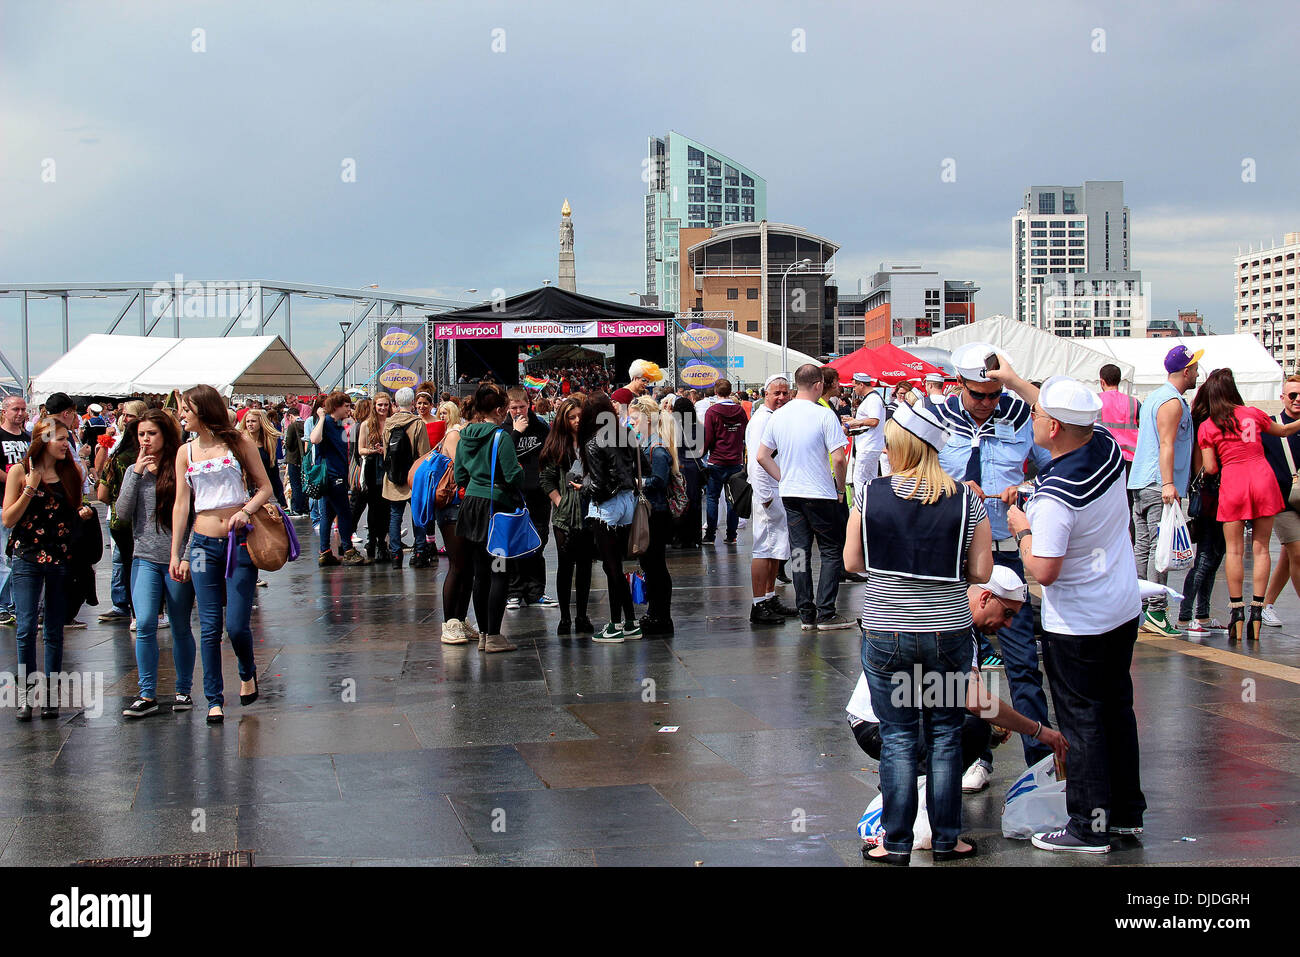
[581,430,646,504]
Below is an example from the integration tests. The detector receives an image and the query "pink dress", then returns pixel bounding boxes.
[1197,406,1284,522]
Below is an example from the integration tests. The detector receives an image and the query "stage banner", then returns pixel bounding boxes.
[674,321,729,390]
[374,320,427,393]
[434,319,665,340]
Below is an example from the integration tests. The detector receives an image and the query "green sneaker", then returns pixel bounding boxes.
[621,622,643,640]
[1141,609,1180,639]
[592,622,625,643]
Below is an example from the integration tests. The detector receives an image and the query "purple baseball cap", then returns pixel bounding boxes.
[1164,344,1204,374]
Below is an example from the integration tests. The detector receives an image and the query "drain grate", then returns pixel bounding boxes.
[74,850,255,867]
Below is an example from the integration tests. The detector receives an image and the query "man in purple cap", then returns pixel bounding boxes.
[1127,344,1201,639]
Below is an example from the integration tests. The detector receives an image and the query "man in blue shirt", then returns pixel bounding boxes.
[934,342,1053,791]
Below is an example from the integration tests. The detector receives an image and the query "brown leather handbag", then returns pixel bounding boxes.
[627,447,652,558]
[243,502,296,571]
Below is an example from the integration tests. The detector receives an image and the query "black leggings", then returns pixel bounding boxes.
[471,545,508,636]
[640,511,673,621]
[593,521,634,625]
[554,526,593,619]
[441,521,475,621]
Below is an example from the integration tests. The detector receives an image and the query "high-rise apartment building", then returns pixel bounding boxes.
[645,132,767,315]
[1013,181,1136,335]
[1234,233,1300,372]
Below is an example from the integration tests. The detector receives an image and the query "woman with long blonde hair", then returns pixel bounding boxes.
[352,392,392,560]
[631,396,679,636]
[843,402,992,864]
[238,408,285,509]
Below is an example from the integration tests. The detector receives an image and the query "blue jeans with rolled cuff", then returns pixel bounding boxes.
[189,532,257,708]
[862,627,971,854]
[130,558,196,700]
[13,556,66,678]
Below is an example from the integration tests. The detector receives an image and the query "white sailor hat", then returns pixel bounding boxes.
[1038,375,1102,426]
[891,400,951,451]
[852,372,874,384]
[763,372,791,390]
[983,565,1028,602]
[950,341,1005,383]
[924,373,945,385]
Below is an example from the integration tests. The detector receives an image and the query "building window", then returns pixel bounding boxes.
[1038,193,1056,214]
[727,288,739,300]
[724,205,739,220]
[741,188,754,204]
[746,320,758,332]
[741,207,755,222]
[747,287,759,300]
[706,156,721,176]
[724,165,739,186]
[1063,191,1076,214]
[741,173,754,187]
[725,187,739,204]
[688,168,704,185]
[689,187,704,203]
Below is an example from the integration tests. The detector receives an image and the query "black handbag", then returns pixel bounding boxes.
[724,470,752,520]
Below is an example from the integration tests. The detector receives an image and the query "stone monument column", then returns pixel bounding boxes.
[558,198,577,292]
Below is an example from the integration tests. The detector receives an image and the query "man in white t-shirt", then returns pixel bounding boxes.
[1007,375,1144,856]
[746,374,795,625]
[845,372,885,509]
[755,363,852,632]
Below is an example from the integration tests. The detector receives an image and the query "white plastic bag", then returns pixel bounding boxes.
[1154,500,1194,573]
[1001,755,1067,839]
[858,777,933,850]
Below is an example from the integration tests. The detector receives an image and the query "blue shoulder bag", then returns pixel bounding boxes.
[486,430,542,559]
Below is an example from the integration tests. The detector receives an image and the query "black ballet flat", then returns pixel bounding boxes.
[206,706,225,725]
[932,842,978,861]
[240,675,258,706]
[862,846,910,866]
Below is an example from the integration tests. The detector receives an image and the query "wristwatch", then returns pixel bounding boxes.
[1014,528,1032,545]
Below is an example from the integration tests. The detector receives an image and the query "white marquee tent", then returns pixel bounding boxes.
[30,334,319,403]
[722,331,817,388]
[925,316,1135,393]
[1085,334,1282,401]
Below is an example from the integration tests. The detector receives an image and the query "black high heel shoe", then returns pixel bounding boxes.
[1248,604,1263,643]
[206,706,224,725]
[240,675,258,706]
[1227,604,1244,643]
[556,617,572,636]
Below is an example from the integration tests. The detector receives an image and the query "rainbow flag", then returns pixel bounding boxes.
[522,375,548,390]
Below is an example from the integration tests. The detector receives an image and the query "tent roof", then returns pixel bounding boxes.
[30,334,318,402]
[925,316,1135,393]
[828,345,940,385]
[1084,334,1282,400]
[429,286,673,322]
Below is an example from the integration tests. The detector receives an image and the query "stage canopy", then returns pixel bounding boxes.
[30,334,319,403]
[828,344,944,385]
[926,315,1135,393]
[431,286,672,338]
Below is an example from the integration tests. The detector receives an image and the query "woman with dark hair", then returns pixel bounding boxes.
[672,395,704,548]
[311,391,367,567]
[2,417,93,719]
[118,410,196,718]
[540,394,593,635]
[1177,380,1227,637]
[353,392,392,561]
[579,391,646,643]
[453,385,524,653]
[1197,368,1300,642]
[172,383,276,724]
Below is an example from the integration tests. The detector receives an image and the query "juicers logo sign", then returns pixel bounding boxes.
[380,328,423,356]
[680,362,722,388]
[377,365,420,390]
[678,326,722,351]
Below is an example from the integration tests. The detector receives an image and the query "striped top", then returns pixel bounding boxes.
[860,477,988,632]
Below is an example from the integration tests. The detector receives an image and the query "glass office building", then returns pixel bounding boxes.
[645,132,767,314]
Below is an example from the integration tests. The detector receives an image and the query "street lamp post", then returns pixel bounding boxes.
[339,320,352,391]
[781,258,813,373]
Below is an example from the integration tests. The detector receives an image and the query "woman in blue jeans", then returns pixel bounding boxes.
[843,402,992,864]
[171,384,276,725]
[118,409,196,718]
[2,417,92,720]
[311,392,367,567]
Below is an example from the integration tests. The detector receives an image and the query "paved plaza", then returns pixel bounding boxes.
[2,514,1299,867]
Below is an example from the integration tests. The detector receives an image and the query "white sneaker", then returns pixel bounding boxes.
[506,597,522,611]
[961,760,992,793]
[441,619,468,645]
[1185,619,1209,638]
[129,618,137,632]
[1262,605,1283,627]
[158,614,170,630]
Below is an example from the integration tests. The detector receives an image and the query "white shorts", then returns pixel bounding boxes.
[751,497,791,560]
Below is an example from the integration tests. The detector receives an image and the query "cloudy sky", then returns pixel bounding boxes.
[3,0,1298,378]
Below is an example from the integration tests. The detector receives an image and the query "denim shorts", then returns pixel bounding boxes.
[587,488,636,527]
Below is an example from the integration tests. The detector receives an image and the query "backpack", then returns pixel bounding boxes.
[385,422,415,484]
[410,450,454,527]
[667,468,688,518]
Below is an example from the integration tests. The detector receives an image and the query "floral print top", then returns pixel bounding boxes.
[11,482,76,564]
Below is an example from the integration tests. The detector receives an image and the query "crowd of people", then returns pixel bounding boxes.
[5,341,1297,864]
